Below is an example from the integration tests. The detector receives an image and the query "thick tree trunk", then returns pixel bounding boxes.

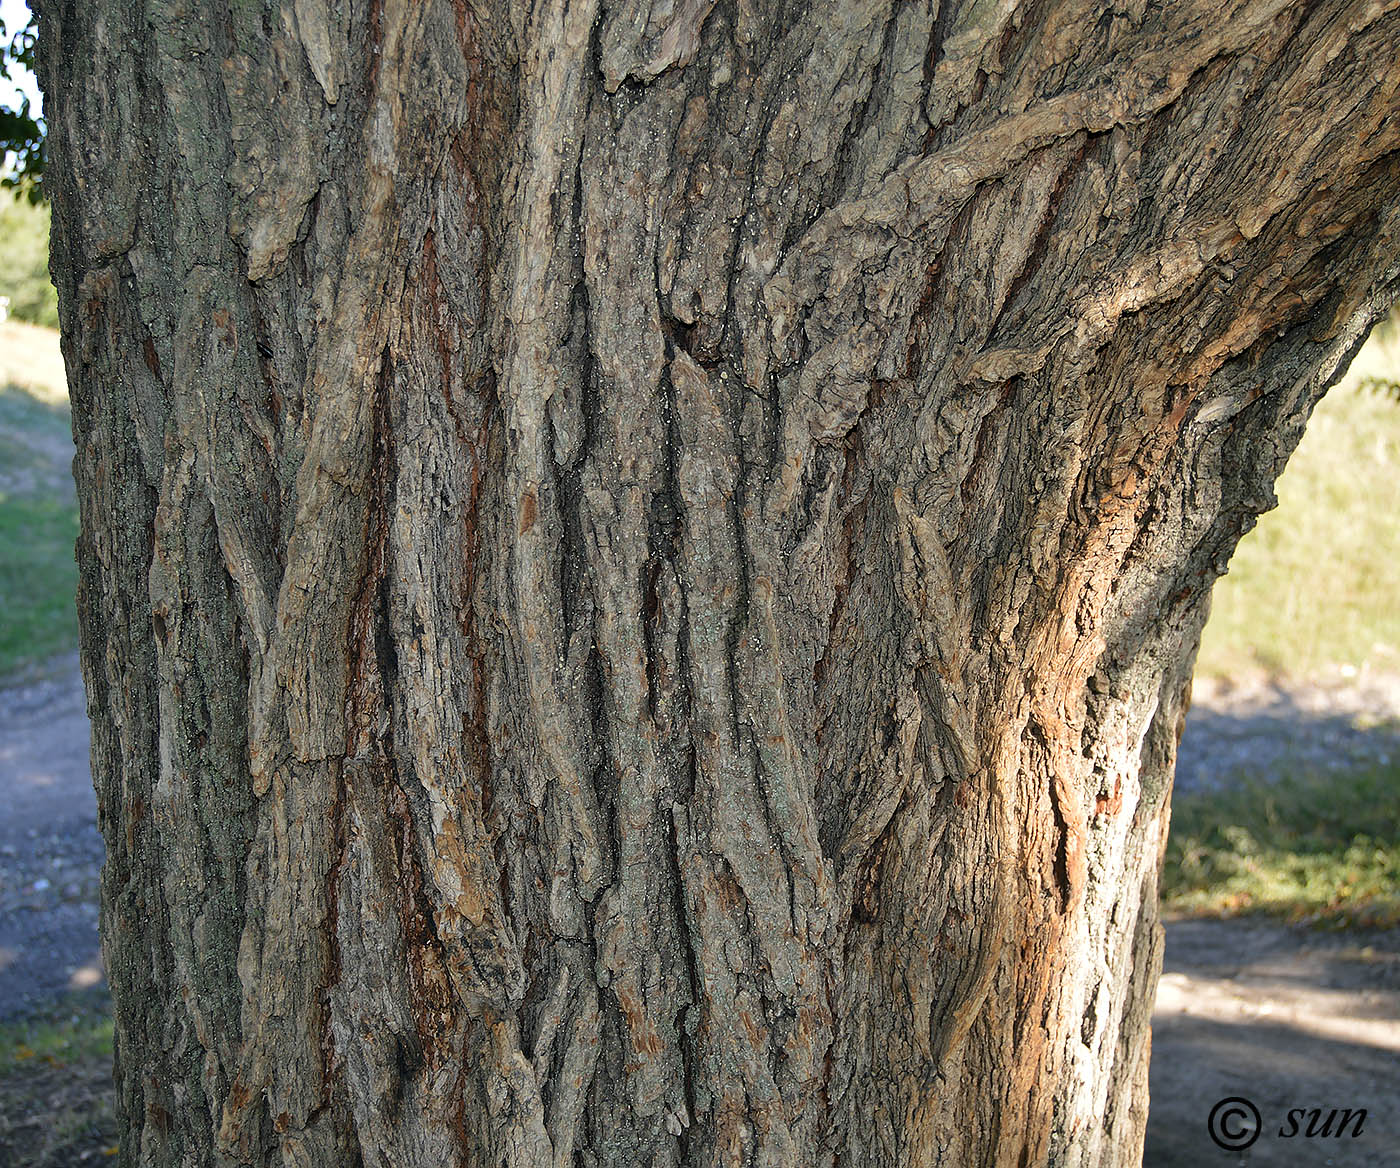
[38,0,1400,1164]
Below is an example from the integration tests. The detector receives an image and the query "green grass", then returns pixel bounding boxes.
[1195,321,1400,680]
[0,373,71,481]
[0,327,77,679]
[0,996,114,1073]
[0,490,80,675]
[0,190,59,330]
[1174,315,1400,927]
[0,993,117,1166]
[1162,760,1400,928]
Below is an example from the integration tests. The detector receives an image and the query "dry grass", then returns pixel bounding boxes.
[1195,321,1400,680]
[0,320,66,406]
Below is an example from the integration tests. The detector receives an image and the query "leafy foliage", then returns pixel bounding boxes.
[0,5,41,199]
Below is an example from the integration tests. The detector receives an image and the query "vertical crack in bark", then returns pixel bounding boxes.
[666,799,703,1158]
[830,1,902,199]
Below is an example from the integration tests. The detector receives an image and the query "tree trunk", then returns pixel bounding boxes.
[38,0,1400,1164]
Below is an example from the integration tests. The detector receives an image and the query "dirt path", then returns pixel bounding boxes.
[0,655,104,1021]
[1176,670,1400,796]
[1,660,1397,1161]
[1146,918,1400,1166]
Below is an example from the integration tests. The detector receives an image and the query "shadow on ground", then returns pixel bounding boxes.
[1146,918,1400,1166]
[1176,673,1400,795]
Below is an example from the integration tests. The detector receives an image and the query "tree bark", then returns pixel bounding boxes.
[38,0,1400,1164]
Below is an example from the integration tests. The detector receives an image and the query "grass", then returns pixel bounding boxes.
[1161,759,1400,928]
[0,319,67,404]
[0,992,117,1166]
[1194,320,1400,680]
[0,996,114,1071]
[0,491,80,674]
[1174,317,1400,929]
[0,316,76,680]
[0,360,71,486]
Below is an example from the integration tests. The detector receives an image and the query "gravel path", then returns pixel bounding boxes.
[1146,918,1400,1166]
[0,656,104,1021]
[1176,669,1400,795]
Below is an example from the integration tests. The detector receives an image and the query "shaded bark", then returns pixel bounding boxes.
[38,0,1400,1165]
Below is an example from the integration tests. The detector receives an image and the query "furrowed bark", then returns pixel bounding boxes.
[39,0,1400,1165]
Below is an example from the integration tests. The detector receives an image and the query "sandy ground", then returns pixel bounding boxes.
[1,658,1397,1162]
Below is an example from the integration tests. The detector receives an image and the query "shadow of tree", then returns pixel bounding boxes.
[0,380,73,498]
[1146,918,1400,1167]
[1177,678,1400,796]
